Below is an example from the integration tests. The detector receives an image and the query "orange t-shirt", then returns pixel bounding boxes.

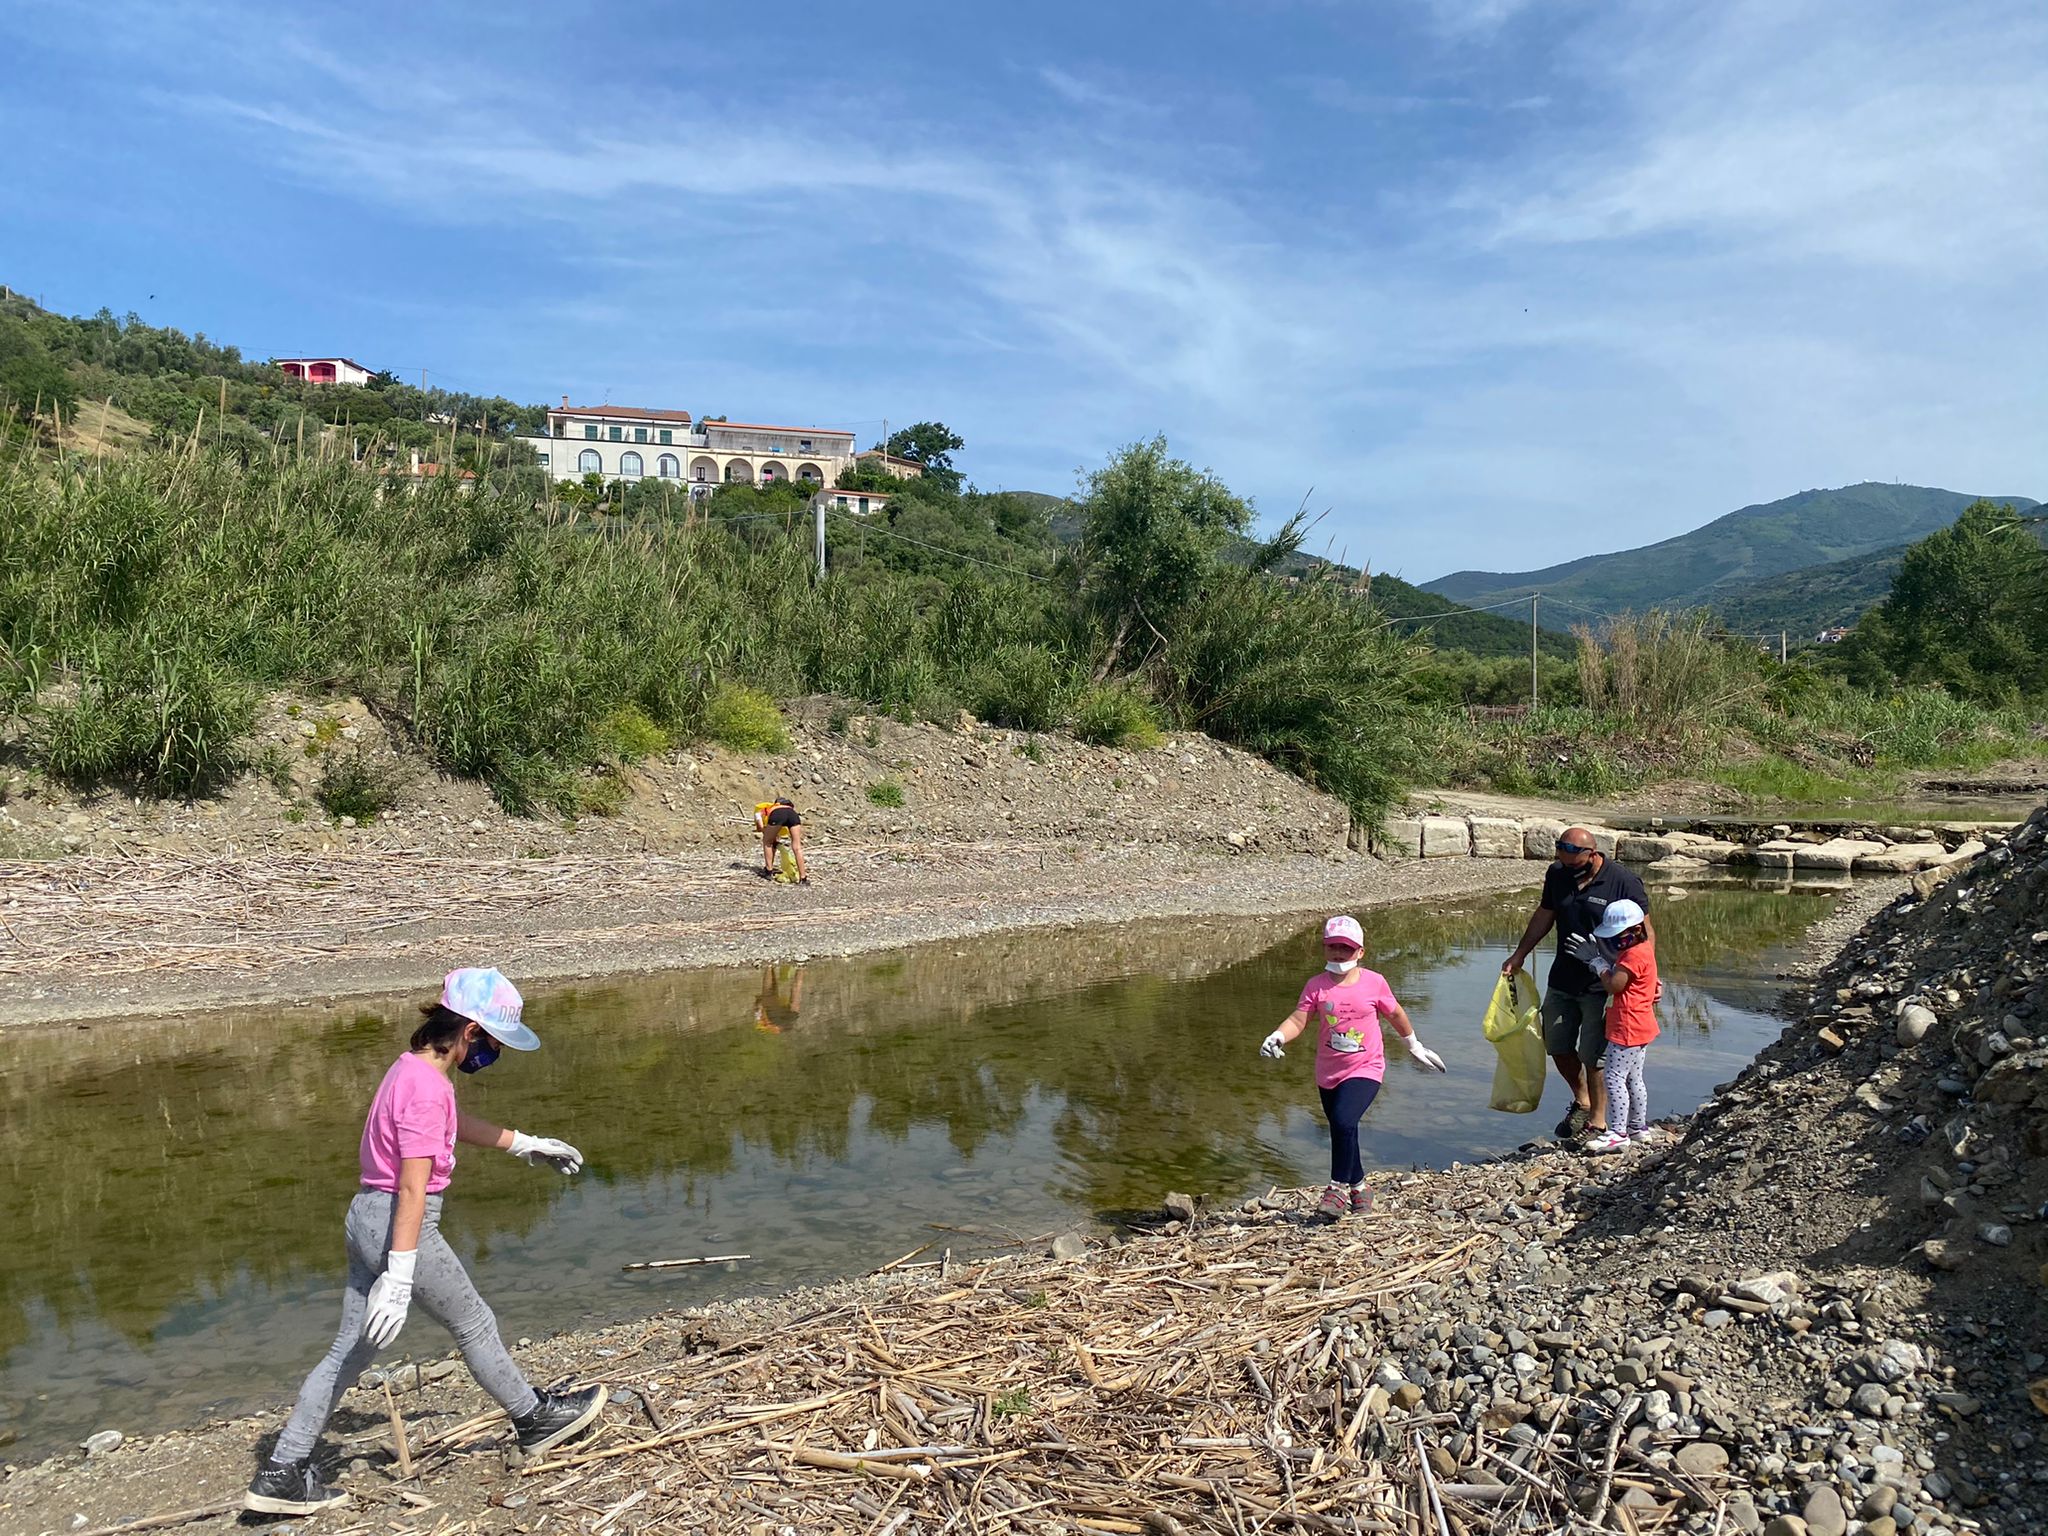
[1605,933,1660,1047]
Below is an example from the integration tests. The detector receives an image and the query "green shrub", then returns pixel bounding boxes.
[971,643,1078,732]
[865,779,905,807]
[314,749,405,820]
[1072,681,1164,748]
[598,703,669,762]
[33,652,252,797]
[254,743,296,794]
[702,682,789,753]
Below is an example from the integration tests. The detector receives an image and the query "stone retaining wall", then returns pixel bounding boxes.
[1372,812,2009,878]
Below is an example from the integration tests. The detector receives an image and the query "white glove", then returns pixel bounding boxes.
[363,1248,417,1347]
[508,1130,583,1176]
[1402,1034,1447,1072]
[1563,934,1613,976]
[1259,1030,1288,1059]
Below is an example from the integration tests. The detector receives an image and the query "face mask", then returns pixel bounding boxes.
[1326,957,1359,975]
[458,1035,500,1075]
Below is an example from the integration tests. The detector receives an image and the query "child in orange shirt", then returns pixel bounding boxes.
[1572,899,1658,1152]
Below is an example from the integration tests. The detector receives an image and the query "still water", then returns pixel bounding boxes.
[0,876,1846,1457]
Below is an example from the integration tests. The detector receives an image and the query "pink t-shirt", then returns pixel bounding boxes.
[1298,969,1400,1089]
[359,1052,458,1194]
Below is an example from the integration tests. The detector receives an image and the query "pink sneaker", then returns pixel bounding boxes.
[1349,1184,1374,1215]
[1315,1183,1349,1221]
[1583,1128,1630,1154]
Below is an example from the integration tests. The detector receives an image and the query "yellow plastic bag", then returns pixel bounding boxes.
[774,843,801,883]
[1484,969,1546,1114]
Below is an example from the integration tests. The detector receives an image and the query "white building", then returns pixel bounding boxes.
[812,487,893,518]
[521,400,858,498]
[274,357,374,386]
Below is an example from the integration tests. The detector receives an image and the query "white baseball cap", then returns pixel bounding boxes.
[1322,915,1364,949]
[1593,899,1647,940]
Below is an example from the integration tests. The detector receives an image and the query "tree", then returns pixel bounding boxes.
[879,421,965,492]
[1072,437,1254,678]
[1838,500,2048,701]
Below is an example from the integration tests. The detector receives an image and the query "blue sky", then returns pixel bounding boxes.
[3,0,2043,581]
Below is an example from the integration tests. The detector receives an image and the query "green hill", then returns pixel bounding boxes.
[1423,483,2040,617]
[1710,518,2048,640]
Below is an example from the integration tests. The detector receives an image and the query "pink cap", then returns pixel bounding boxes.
[1323,915,1364,949]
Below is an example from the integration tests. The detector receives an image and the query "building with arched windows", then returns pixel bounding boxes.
[274,357,374,386]
[520,399,858,497]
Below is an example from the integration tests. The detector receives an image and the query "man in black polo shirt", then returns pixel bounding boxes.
[1501,826,1649,1144]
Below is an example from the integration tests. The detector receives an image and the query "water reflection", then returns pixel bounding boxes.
[0,880,1840,1455]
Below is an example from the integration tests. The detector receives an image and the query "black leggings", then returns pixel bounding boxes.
[1317,1077,1381,1185]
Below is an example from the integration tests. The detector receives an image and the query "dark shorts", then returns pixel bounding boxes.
[1541,988,1607,1064]
[764,807,801,831]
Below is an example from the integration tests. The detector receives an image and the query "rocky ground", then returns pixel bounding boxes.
[6,807,2046,1535]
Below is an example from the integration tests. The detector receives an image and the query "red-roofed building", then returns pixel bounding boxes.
[519,397,859,497]
[274,357,374,386]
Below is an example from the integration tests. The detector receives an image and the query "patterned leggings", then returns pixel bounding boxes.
[1602,1043,1651,1134]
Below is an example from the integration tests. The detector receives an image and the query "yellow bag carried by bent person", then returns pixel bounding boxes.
[1484,969,1546,1113]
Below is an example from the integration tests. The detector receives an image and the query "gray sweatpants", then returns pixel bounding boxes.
[273,1189,538,1465]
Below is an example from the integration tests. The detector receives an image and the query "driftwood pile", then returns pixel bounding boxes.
[365,1184,1732,1535]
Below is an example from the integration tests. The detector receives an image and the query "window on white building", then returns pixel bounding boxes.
[635,427,648,442]
[578,449,601,473]
[610,426,624,441]
[659,429,672,444]
[658,454,679,479]
[584,425,597,439]
[537,452,550,468]
[620,451,644,480]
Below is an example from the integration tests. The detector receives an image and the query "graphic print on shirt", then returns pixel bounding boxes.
[1323,997,1368,1053]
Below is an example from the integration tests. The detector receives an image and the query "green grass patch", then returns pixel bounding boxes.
[865,779,905,807]
[598,703,669,762]
[702,683,789,754]
[314,750,405,821]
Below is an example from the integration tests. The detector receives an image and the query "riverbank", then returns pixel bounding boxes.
[7,810,2042,1535]
[0,843,1544,1028]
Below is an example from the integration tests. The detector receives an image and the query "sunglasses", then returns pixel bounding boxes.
[1555,840,1595,855]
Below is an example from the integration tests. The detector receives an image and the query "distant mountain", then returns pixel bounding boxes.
[1709,519,2048,640]
[1423,483,2040,618]
[1266,551,1575,660]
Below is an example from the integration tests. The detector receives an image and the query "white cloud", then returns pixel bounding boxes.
[52,0,2048,577]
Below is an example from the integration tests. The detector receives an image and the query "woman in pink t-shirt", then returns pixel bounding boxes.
[1260,915,1447,1221]
[247,968,606,1518]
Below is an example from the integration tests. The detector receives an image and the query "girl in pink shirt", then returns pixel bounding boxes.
[247,968,606,1517]
[1260,915,1447,1221]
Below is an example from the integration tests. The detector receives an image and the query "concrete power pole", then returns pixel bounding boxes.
[1530,593,1541,709]
[814,497,827,582]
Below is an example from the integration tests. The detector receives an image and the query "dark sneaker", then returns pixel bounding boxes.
[1555,1103,1591,1140]
[1349,1184,1374,1215]
[1314,1183,1349,1222]
[515,1385,607,1455]
[245,1460,349,1516]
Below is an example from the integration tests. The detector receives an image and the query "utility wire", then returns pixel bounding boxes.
[826,511,1053,582]
[1378,594,1538,624]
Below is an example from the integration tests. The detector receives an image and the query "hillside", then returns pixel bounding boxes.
[1424,482,2040,617]
[1711,519,2048,639]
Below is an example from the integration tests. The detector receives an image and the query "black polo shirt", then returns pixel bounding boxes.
[1539,856,1649,996]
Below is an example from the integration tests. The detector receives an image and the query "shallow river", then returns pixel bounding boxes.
[0,874,1850,1457]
